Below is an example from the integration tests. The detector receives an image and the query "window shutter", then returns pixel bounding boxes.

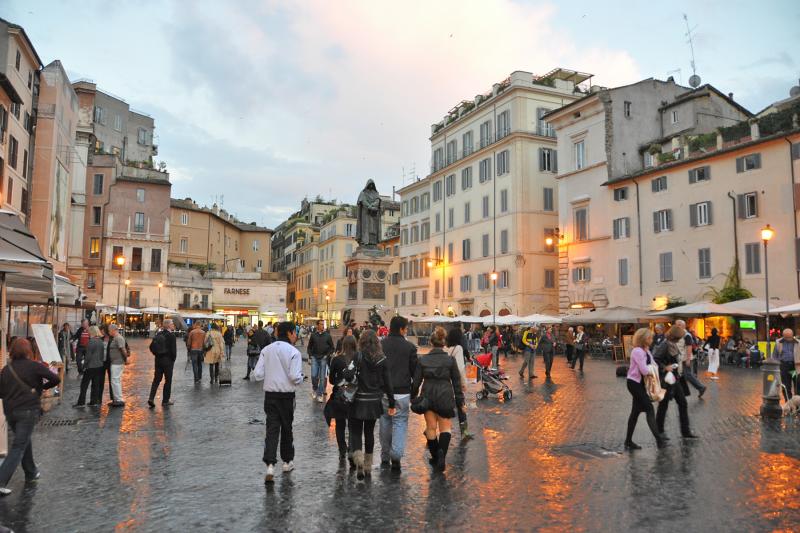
[707,202,713,225]
[536,107,543,132]
[613,220,619,239]
[688,169,696,184]
[689,204,697,227]
[652,179,658,192]
[753,193,759,217]
[552,150,558,173]
[792,143,800,160]
[753,153,761,169]
[572,268,578,283]
[736,157,744,173]
[586,267,591,281]
[653,212,660,233]
[737,194,745,219]
[795,238,800,270]
[704,166,711,180]
[539,147,544,171]
[625,217,631,238]
[666,210,673,231]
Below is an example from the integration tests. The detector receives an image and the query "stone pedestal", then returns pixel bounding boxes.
[343,247,394,327]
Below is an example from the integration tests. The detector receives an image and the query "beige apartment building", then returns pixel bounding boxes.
[0,18,42,222]
[397,69,587,317]
[547,78,799,312]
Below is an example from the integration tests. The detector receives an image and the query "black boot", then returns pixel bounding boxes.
[437,432,451,471]
[426,438,439,466]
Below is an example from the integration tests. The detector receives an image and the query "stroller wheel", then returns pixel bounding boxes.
[476,391,485,400]
[503,390,512,401]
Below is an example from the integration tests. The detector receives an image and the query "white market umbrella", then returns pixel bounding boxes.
[650,301,760,318]
[454,315,485,324]
[772,302,800,315]
[140,306,178,315]
[715,297,792,316]
[520,313,563,324]
[567,306,659,324]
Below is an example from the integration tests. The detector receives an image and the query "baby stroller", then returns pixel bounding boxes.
[472,353,512,401]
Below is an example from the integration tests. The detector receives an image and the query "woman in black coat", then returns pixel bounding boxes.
[348,329,395,480]
[653,325,698,439]
[412,327,465,472]
[328,335,357,465]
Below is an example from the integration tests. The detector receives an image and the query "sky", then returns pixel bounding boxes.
[5,0,799,228]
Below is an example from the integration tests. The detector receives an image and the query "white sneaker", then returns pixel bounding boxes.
[0,487,11,497]
[316,394,325,403]
[283,461,295,473]
[311,392,317,401]
[264,464,275,483]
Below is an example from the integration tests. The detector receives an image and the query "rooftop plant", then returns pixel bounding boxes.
[688,133,717,153]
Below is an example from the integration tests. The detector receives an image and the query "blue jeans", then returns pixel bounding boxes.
[225,344,233,360]
[189,350,204,381]
[310,356,328,396]
[379,395,410,461]
[0,408,39,487]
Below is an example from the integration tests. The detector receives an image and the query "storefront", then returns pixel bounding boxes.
[210,275,287,328]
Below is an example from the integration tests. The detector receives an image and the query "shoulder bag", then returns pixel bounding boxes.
[644,364,666,402]
[5,363,39,398]
[333,353,360,407]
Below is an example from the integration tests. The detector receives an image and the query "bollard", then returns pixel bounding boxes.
[760,358,783,419]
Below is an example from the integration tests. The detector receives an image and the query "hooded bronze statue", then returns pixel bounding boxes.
[356,179,381,247]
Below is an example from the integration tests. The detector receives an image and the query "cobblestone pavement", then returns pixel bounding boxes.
[1,339,798,532]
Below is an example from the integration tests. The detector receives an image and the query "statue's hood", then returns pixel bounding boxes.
[365,179,377,190]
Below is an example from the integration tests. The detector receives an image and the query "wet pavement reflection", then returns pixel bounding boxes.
[0,339,798,531]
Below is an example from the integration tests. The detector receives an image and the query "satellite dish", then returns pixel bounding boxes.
[688,74,701,88]
[790,86,800,98]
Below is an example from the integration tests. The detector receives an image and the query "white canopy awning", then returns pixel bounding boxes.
[650,301,761,318]
[772,302,800,315]
[140,306,178,315]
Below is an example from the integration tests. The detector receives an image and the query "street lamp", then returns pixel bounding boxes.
[759,224,782,419]
[115,255,126,322]
[123,279,131,332]
[157,281,164,323]
[761,224,774,356]
[490,271,498,325]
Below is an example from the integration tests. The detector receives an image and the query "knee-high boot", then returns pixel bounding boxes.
[437,432,451,471]
[426,437,439,466]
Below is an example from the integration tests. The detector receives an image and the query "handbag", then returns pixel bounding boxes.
[644,364,666,402]
[203,335,213,352]
[332,354,360,407]
[410,395,430,415]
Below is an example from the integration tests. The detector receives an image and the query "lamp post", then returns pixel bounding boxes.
[761,224,774,356]
[123,279,131,333]
[490,271,498,326]
[157,281,163,325]
[759,224,782,418]
[114,255,126,323]
[323,284,331,329]
[427,256,444,315]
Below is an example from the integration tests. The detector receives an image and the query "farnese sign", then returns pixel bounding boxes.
[224,288,250,295]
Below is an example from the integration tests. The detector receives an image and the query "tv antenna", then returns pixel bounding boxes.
[683,14,701,88]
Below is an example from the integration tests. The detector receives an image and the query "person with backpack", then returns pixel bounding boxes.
[147,319,177,408]
[72,319,91,374]
[327,335,358,466]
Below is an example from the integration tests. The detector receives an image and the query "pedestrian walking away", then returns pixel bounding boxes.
[411,327,465,473]
[772,328,800,400]
[445,327,472,442]
[106,324,129,407]
[571,325,587,372]
[254,322,304,483]
[148,319,178,408]
[624,328,667,450]
[72,319,91,374]
[204,323,225,385]
[57,322,74,374]
[653,325,699,440]
[379,316,418,471]
[518,325,538,381]
[223,325,235,361]
[349,329,395,480]
[244,321,272,380]
[73,326,105,407]
[564,326,575,365]
[675,320,706,398]
[186,322,206,383]
[0,338,61,497]
[705,328,721,380]
[537,325,557,378]
[307,320,334,402]
[327,335,358,466]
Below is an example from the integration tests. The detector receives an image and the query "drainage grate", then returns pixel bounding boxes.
[551,444,622,459]
[39,418,81,427]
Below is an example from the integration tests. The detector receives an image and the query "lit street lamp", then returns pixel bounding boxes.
[761,224,774,356]
[115,255,126,322]
[158,281,164,324]
[490,271,498,326]
[759,224,781,418]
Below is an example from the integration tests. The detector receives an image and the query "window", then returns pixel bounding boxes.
[131,247,143,271]
[482,234,490,257]
[745,243,761,274]
[445,174,455,196]
[447,277,454,294]
[624,101,632,118]
[496,110,510,138]
[690,202,712,227]
[92,206,102,225]
[252,240,260,252]
[644,152,655,168]
[497,150,510,175]
[151,248,162,272]
[653,209,673,233]
[89,238,101,258]
[94,106,106,125]
[613,217,630,239]
[394,294,399,307]
[476,273,487,290]
[402,201,408,216]
[543,188,554,211]
[201,295,209,309]
[498,270,509,289]
[479,120,492,148]
[447,242,453,263]
[411,291,417,305]
[448,208,454,229]
[671,110,678,124]
[574,140,585,170]
[464,202,470,223]
[21,149,28,178]
[479,158,492,183]
[179,238,188,253]
[20,187,27,214]
[460,275,472,292]
[574,207,588,241]
[652,176,668,192]
[422,290,427,305]
[446,140,457,165]
[461,167,472,190]
[113,114,122,131]
[180,212,189,225]
[136,188,145,202]
[92,174,104,195]
[617,258,629,286]
[462,131,473,156]
[736,153,761,173]
[128,291,141,308]
[698,248,711,279]
[434,213,441,232]
[433,180,442,201]
[8,135,18,169]
[14,50,20,70]
[411,225,419,242]
[544,228,556,252]
[544,269,556,289]
[500,229,508,254]
[433,148,444,171]
[739,193,758,219]
[688,165,710,183]
[182,293,191,308]
[659,252,673,282]
[500,189,508,213]
[112,246,123,268]
[87,273,96,289]
[482,196,490,218]
[420,193,430,211]
[134,212,145,232]
[6,180,11,206]
[536,108,554,137]
[539,147,556,172]
[613,187,628,201]
[410,197,419,213]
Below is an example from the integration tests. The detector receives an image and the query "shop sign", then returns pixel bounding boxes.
[224,288,251,295]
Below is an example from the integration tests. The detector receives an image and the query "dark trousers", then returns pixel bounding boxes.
[98,361,118,403]
[0,408,39,486]
[541,350,554,376]
[76,367,104,405]
[656,380,691,436]
[209,362,219,383]
[566,344,574,363]
[189,350,203,381]
[349,418,377,454]
[149,356,175,403]
[625,379,660,443]
[263,394,295,465]
[246,355,258,377]
[683,362,706,393]
[571,349,586,370]
[335,416,349,454]
[780,360,796,400]
[75,346,86,373]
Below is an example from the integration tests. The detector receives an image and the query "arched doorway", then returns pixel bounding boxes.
[479,309,491,317]
[499,308,511,316]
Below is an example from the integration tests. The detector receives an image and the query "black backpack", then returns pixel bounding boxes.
[149,331,167,356]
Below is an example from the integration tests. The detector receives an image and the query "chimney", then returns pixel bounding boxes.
[728,92,734,100]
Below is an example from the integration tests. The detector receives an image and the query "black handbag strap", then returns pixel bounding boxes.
[6,362,37,396]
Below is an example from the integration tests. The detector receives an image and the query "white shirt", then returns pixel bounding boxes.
[253,340,304,393]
